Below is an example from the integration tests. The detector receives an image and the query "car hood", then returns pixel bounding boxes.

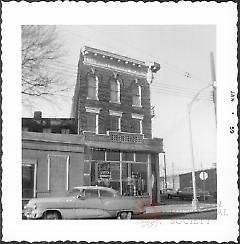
[26,196,75,206]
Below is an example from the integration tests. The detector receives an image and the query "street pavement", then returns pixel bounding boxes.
[133,209,217,219]
[145,202,217,214]
[135,198,217,219]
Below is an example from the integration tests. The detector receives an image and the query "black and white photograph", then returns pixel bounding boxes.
[2,2,238,242]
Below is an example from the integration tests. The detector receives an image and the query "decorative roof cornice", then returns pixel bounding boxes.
[81,46,160,79]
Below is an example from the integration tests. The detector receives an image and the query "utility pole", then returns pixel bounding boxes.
[163,153,167,189]
[210,52,217,127]
[172,162,174,189]
[188,84,212,210]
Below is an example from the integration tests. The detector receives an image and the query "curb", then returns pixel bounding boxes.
[145,207,217,215]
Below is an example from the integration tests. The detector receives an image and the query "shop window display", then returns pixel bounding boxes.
[90,150,148,196]
[122,163,147,196]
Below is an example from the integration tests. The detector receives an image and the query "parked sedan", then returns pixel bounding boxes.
[161,188,179,199]
[176,187,211,201]
[23,186,150,220]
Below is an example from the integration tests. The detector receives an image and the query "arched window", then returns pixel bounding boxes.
[110,80,120,103]
[87,75,98,100]
[132,83,141,107]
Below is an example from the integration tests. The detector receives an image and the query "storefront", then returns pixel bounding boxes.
[85,148,153,198]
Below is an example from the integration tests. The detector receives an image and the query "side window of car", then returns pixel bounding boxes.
[84,189,99,198]
[100,190,114,198]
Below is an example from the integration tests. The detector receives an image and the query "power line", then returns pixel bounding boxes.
[61,28,208,85]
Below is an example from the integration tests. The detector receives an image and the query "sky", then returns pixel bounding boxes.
[22,25,216,176]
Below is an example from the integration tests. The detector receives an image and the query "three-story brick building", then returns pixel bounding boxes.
[22,46,164,205]
[71,46,163,204]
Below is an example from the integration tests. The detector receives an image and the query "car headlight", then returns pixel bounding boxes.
[32,203,37,209]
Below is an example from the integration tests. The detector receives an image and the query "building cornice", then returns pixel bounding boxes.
[81,46,160,80]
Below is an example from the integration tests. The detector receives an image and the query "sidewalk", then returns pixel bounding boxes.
[145,203,217,215]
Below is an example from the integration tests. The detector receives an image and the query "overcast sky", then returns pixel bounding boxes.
[22,25,216,175]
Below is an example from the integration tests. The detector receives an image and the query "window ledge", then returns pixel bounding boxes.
[82,130,96,134]
[132,104,142,108]
[87,97,99,101]
[110,101,121,105]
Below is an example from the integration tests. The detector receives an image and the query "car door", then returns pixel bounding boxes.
[74,189,103,219]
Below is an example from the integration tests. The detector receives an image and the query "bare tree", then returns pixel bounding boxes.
[22,25,67,97]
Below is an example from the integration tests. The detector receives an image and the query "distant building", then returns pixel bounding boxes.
[179,168,217,196]
[22,46,163,205]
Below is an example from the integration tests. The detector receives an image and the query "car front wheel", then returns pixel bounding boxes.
[117,211,132,220]
[43,211,61,220]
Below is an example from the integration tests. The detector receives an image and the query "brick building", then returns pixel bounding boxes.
[22,46,164,205]
[71,46,163,204]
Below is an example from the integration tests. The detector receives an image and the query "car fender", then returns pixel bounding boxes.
[42,208,63,218]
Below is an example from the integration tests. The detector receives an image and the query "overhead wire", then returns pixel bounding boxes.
[61,28,207,85]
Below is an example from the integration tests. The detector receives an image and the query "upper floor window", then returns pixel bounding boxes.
[87,75,98,100]
[110,79,120,103]
[86,113,97,133]
[85,107,100,134]
[110,116,120,132]
[109,110,122,132]
[132,83,142,107]
[132,113,144,134]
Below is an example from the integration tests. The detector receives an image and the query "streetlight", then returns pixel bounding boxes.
[188,84,212,210]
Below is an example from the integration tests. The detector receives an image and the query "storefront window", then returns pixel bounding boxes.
[90,150,148,196]
[122,152,134,161]
[92,150,105,161]
[136,152,148,162]
[122,163,147,196]
[22,163,35,199]
[107,151,120,161]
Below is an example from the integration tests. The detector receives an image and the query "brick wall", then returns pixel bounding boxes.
[76,60,153,138]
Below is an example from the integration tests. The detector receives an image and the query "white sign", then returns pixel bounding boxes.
[199,171,208,180]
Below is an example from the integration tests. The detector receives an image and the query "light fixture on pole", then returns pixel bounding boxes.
[188,84,212,210]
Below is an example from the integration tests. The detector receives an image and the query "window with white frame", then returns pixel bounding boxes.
[85,107,100,133]
[87,75,98,100]
[132,83,142,107]
[132,113,143,134]
[22,161,36,199]
[109,110,122,132]
[110,79,120,103]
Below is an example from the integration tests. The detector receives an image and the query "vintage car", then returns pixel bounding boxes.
[161,188,179,199]
[23,186,150,220]
[176,187,211,201]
